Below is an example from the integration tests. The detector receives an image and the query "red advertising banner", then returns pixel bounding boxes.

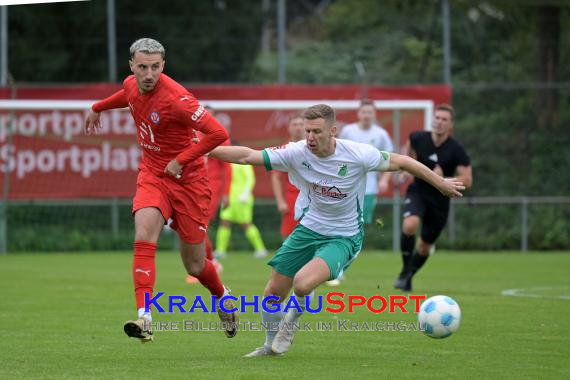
[0,84,450,200]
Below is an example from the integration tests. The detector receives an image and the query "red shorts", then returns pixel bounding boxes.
[281,197,299,238]
[132,168,211,244]
[208,179,224,221]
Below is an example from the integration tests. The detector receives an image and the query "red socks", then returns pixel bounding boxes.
[197,259,224,298]
[133,241,157,309]
[133,240,223,310]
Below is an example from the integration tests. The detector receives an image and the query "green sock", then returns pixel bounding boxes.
[216,225,231,254]
[245,225,266,251]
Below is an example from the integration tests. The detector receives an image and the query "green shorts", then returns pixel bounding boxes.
[363,194,377,225]
[268,224,363,280]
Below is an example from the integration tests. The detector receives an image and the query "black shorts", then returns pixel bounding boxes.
[402,184,449,244]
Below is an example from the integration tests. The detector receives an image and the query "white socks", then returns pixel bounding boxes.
[262,309,284,348]
[138,308,152,321]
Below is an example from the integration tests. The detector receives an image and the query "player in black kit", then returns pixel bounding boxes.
[394,104,472,291]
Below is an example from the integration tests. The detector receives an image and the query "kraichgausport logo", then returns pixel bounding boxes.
[144,292,426,314]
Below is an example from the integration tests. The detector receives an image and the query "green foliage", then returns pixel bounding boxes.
[8,1,263,83]
[6,201,569,252]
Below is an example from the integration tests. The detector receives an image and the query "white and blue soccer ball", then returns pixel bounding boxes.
[418,295,461,339]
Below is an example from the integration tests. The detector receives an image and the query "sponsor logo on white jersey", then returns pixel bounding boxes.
[312,184,347,199]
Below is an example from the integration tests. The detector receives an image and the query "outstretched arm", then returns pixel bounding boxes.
[386,153,465,197]
[210,146,265,166]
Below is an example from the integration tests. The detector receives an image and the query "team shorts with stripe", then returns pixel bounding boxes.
[268,224,363,280]
[132,168,211,244]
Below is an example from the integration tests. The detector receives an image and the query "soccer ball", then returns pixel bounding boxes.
[418,295,461,339]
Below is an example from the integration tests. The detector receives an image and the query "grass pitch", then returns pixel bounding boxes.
[1,251,569,379]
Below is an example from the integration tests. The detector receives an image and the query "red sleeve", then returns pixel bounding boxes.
[92,89,128,112]
[175,116,229,165]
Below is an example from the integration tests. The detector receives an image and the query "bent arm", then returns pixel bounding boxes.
[210,146,265,166]
[455,165,473,189]
[175,117,228,165]
[92,90,128,112]
[386,153,464,197]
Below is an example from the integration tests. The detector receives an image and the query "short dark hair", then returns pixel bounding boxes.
[302,104,336,126]
[359,98,376,109]
[435,103,454,119]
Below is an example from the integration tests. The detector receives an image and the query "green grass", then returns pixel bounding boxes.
[1,251,569,379]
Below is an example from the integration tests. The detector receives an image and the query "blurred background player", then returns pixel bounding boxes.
[394,104,472,292]
[270,114,305,240]
[214,156,268,259]
[339,99,394,224]
[331,99,393,286]
[84,38,238,342]
[186,106,230,284]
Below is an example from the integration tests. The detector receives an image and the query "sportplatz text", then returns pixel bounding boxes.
[144,292,427,314]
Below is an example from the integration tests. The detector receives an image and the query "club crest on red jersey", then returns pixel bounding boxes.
[150,111,160,124]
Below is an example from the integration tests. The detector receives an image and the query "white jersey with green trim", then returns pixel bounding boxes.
[339,123,393,195]
[263,139,390,237]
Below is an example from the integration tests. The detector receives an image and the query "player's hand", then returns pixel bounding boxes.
[438,177,465,198]
[433,164,444,177]
[276,199,289,214]
[84,110,101,135]
[164,159,183,179]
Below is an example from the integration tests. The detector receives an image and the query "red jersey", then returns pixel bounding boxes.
[94,74,227,182]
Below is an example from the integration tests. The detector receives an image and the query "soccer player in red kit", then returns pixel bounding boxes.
[186,114,230,284]
[270,115,305,239]
[84,38,238,342]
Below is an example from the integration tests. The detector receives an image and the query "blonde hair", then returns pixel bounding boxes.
[302,104,336,126]
[129,38,165,59]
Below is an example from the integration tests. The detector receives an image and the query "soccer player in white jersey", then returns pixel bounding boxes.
[210,104,465,357]
[330,99,394,286]
[339,99,394,224]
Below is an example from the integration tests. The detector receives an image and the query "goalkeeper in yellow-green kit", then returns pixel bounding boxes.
[214,162,268,259]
